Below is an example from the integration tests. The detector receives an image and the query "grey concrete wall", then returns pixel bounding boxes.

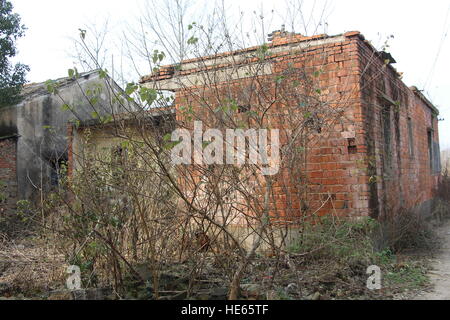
[0,71,138,203]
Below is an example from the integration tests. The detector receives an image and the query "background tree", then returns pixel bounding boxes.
[0,0,29,108]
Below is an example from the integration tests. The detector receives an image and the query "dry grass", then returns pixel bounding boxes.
[3,171,449,300]
[437,169,450,203]
[0,234,66,299]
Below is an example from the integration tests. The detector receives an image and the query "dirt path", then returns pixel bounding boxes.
[414,220,450,300]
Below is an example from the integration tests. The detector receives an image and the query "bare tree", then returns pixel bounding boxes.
[38,0,377,300]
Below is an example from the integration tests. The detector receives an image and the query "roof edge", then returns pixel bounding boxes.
[70,107,176,129]
[410,86,439,115]
[0,134,19,141]
[140,32,363,84]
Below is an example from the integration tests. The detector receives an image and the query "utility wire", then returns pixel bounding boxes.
[423,4,450,92]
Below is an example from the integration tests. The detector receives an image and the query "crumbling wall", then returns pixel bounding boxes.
[0,71,138,205]
[146,31,440,222]
[0,137,18,215]
[14,73,114,202]
[151,31,371,219]
[358,37,440,219]
[298,32,369,218]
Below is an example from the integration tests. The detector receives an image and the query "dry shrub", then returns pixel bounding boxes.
[0,236,66,298]
[374,169,450,254]
[437,169,450,202]
[371,168,450,255]
[374,207,437,254]
[429,169,450,226]
[288,215,378,265]
[39,142,185,297]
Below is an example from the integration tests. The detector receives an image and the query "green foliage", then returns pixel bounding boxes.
[68,68,79,79]
[275,75,285,84]
[45,79,58,94]
[16,199,32,222]
[125,82,138,95]
[151,50,165,64]
[139,87,157,105]
[98,69,108,79]
[287,216,379,264]
[179,105,194,121]
[187,22,196,30]
[70,118,81,128]
[256,44,270,60]
[285,215,431,295]
[384,263,428,289]
[61,103,72,111]
[0,0,29,107]
[121,82,167,108]
[187,36,198,45]
[40,136,178,293]
[163,139,181,150]
[375,249,395,265]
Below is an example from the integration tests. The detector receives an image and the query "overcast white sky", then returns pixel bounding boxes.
[9,0,450,150]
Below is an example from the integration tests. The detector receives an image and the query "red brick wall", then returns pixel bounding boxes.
[271,33,440,219]
[149,31,440,221]
[357,35,440,219]
[294,33,368,218]
[0,137,18,214]
[164,32,370,221]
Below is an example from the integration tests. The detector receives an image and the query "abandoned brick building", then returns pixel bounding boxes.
[139,30,441,220]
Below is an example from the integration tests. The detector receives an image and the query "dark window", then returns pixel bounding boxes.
[347,138,357,154]
[49,156,67,187]
[434,141,441,173]
[407,117,414,157]
[427,129,433,171]
[430,114,441,173]
[382,104,392,169]
[237,105,250,113]
[428,128,441,174]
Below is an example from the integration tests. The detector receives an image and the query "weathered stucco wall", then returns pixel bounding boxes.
[69,125,137,174]
[0,71,137,205]
[68,112,174,176]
